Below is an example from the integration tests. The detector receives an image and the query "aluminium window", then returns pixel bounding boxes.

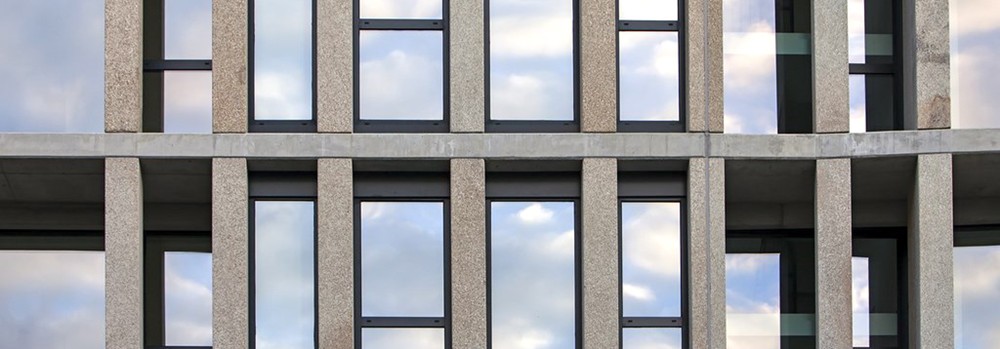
[144,232,213,349]
[851,228,906,349]
[848,0,902,132]
[950,0,1000,129]
[617,0,685,132]
[954,226,1000,349]
[250,0,316,132]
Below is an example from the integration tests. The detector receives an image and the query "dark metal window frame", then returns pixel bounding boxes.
[248,0,319,132]
[143,0,214,133]
[615,2,687,132]
[144,231,213,349]
[484,0,582,133]
[353,5,451,133]
[852,227,908,349]
[848,0,904,132]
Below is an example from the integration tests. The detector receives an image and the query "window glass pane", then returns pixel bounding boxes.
[852,257,870,347]
[619,32,680,122]
[621,202,681,317]
[848,0,866,64]
[361,202,445,317]
[165,0,212,59]
[849,75,866,133]
[850,74,895,132]
[955,245,1000,349]
[362,328,445,349]
[254,0,312,120]
[254,201,315,349]
[0,0,104,132]
[0,251,105,348]
[619,0,678,21]
[360,0,443,19]
[360,31,444,121]
[726,253,781,349]
[623,328,682,349]
[490,0,574,121]
[950,0,1000,129]
[164,251,213,346]
[848,0,892,64]
[854,236,903,349]
[490,202,576,348]
[164,71,213,133]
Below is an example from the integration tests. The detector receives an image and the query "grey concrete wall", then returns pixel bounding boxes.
[688,157,726,349]
[317,0,353,133]
[815,159,852,348]
[450,159,487,348]
[812,0,849,133]
[213,0,249,133]
[908,154,954,349]
[212,158,248,349]
[687,0,724,133]
[913,0,951,130]
[105,158,143,349]
[450,0,485,133]
[580,0,617,133]
[318,159,354,349]
[105,0,143,133]
[582,158,618,348]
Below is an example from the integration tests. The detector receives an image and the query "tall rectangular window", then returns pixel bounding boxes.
[852,229,906,349]
[617,0,684,132]
[954,227,1000,349]
[145,232,213,348]
[488,0,577,131]
[252,0,314,131]
[848,0,900,133]
[951,0,1000,129]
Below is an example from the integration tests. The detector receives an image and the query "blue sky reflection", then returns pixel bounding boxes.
[254,201,315,349]
[621,202,681,317]
[164,251,213,346]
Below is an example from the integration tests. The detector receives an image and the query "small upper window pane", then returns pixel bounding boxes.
[619,32,681,121]
[165,0,212,59]
[623,328,682,349]
[847,0,893,64]
[619,0,678,21]
[621,202,682,317]
[360,31,444,121]
[254,0,313,120]
[164,71,213,133]
[362,328,445,349]
[164,251,213,346]
[360,0,443,19]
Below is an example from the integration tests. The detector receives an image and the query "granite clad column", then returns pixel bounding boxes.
[317,0,354,133]
[105,0,143,132]
[451,159,487,347]
[212,158,248,349]
[318,159,354,348]
[213,0,249,133]
[908,154,954,348]
[105,157,143,349]
[815,158,853,348]
[582,158,618,348]
[688,157,726,349]
[449,0,486,132]
[813,0,849,133]
[580,0,617,132]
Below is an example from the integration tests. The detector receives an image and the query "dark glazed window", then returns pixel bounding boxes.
[852,229,906,349]
[144,232,213,348]
[617,0,685,132]
[848,0,900,132]
[251,0,315,132]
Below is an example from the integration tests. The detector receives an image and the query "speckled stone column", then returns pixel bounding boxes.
[317,0,353,133]
[815,158,852,348]
[318,159,354,349]
[688,157,726,349]
[212,158,248,349]
[580,0,617,132]
[687,0,724,132]
[105,0,143,132]
[914,0,950,129]
[213,0,249,133]
[582,158,618,348]
[450,0,485,133]
[105,157,143,349]
[450,159,487,347]
[813,0,849,133]
[908,153,953,348]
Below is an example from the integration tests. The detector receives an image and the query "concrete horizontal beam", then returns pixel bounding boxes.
[0,129,998,159]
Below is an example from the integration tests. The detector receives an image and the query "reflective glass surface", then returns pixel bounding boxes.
[0,251,105,348]
[164,251,213,346]
[490,202,576,348]
[164,71,213,133]
[955,245,1000,349]
[360,31,444,120]
[852,257,871,347]
[165,0,212,59]
[362,328,445,349]
[622,328,682,349]
[619,32,681,122]
[254,0,312,120]
[849,75,867,133]
[621,202,681,316]
[360,0,443,19]
[726,253,781,349]
[950,0,1000,128]
[254,201,315,349]
[853,235,904,349]
[619,0,678,21]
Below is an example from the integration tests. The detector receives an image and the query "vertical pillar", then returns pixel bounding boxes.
[451,159,487,347]
[580,0,617,132]
[908,154,954,348]
[687,0,724,132]
[913,0,951,129]
[317,0,354,133]
[582,158,618,348]
[213,0,249,133]
[105,158,143,348]
[688,157,726,349]
[815,158,853,348]
[813,0,849,133]
[212,158,248,349]
[318,159,354,348]
[450,0,486,133]
[105,0,143,132]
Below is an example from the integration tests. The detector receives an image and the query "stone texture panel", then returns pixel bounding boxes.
[580,0,617,133]
[582,158,618,348]
[813,0,849,133]
[908,153,954,348]
[915,0,951,129]
[317,0,354,133]
[688,157,726,349]
[105,158,143,349]
[450,0,485,133]
[815,159,852,348]
[212,158,248,349]
[318,159,354,349]
[687,0,724,133]
[105,0,143,133]
[213,0,249,133]
[450,159,487,348]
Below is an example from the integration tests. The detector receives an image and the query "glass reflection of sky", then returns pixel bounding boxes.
[362,328,445,349]
[623,328,682,349]
[0,0,104,132]
[954,245,1000,349]
[164,251,213,346]
[951,0,1000,129]
[725,253,780,349]
[165,0,212,59]
[361,202,444,317]
[254,201,315,349]
[164,71,213,133]
[852,257,870,348]
[619,0,677,21]
[491,202,576,349]
[254,0,312,120]
[619,32,681,122]
[621,202,681,317]
[361,0,442,19]
[0,251,105,348]
[490,0,574,120]
[849,75,867,133]
[360,31,444,120]
[723,0,778,134]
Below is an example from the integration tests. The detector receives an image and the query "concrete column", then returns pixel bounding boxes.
[450,0,485,133]
[688,157,726,349]
[318,159,354,348]
[686,0,724,133]
[212,158,248,349]
[317,0,354,133]
[580,0,617,133]
[812,0,849,133]
[908,153,953,348]
[213,0,249,133]
[582,158,618,348]
[913,0,951,130]
[105,0,143,132]
[105,158,143,349]
[450,159,487,347]
[815,158,852,348]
